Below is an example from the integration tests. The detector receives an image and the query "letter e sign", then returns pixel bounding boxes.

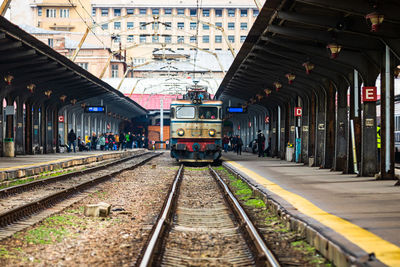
[362,86,377,102]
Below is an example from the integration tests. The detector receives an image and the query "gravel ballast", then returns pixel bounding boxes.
[0,153,178,266]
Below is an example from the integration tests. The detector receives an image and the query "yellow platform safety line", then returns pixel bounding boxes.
[225,160,400,266]
[0,155,93,171]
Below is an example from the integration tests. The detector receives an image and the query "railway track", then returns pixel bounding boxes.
[137,165,280,267]
[0,152,160,229]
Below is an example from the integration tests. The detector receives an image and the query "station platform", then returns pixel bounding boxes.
[222,152,400,266]
[0,149,145,181]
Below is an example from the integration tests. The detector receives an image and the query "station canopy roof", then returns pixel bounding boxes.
[0,16,147,118]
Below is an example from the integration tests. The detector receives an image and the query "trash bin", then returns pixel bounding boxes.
[3,138,15,157]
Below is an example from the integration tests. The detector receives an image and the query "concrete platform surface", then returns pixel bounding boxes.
[222,152,400,266]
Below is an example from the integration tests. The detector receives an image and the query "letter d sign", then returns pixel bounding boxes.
[362,86,377,102]
[294,107,302,117]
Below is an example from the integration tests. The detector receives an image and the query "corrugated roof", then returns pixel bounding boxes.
[18,24,62,34]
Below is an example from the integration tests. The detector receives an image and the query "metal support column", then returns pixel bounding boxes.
[334,80,349,171]
[15,99,24,155]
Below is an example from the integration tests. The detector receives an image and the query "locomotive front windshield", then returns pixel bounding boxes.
[176,106,195,119]
[199,107,218,119]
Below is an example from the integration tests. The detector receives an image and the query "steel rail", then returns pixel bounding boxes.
[0,153,160,228]
[138,164,184,267]
[0,152,150,198]
[209,166,280,267]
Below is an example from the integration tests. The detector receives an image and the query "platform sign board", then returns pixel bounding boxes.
[294,107,302,117]
[84,106,105,113]
[362,86,377,102]
[58,115,64,123]
[226,107,247,113]
[265,116,269,123]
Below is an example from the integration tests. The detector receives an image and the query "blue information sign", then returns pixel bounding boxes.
[85,106,105,113]
[226,107,246,113]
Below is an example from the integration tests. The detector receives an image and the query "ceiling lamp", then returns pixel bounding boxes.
[44,90,52,98]
[327,43,342,59]
[81,103,87,108]
[256,94,263,101]
[60,95,67,102]
[71,99,77,105]
[302,62,314,74]
[366,12,384,32]
[27,83,36,93]
[4,74,14,85]
[273,82,282,92]
[285,73,296,84]
[264,88,272,95]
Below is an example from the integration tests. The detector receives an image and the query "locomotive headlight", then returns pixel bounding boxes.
[209,129,216,137]
[177,128,185,136]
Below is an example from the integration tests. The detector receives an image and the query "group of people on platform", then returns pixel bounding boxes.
[222,130,272,157]
[66,129,148,153]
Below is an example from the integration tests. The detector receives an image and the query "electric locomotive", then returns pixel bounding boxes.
[170,86,222,163]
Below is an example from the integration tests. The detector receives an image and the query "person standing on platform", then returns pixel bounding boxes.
[119,132,126,150]
[125,132,131,149]
[129,132,134,149]
[91,132,97,151]
[266,137,272,157]
[236,135,243,155]
[222,135,229,153]
[99,134,106,151]
[257,130,265,157]
[67,129,76,153]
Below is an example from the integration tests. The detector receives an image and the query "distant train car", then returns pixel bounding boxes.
[170,86,222,163]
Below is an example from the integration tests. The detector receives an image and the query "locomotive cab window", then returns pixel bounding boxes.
[170,108,175,119]
[199,107,218,119]
[176,106,195,119]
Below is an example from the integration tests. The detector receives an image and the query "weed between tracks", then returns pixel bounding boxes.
[213,166,333,266]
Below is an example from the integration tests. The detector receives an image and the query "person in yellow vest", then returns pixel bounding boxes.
[377,125,381,165]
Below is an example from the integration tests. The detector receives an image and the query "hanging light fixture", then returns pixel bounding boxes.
[327,43,342,59]
[60,95,67,102]
[264,88,272,95]
[70,99,77,105]
[44,90,52,98]
[285,73,296,84]
[273,82,282,92]
[27,83,36,93]
[365,12,384,32]
[394,66,400,78]
[256,94,263,101]
[81,103,86,108]
[4,74,14,85]
[302,62,314,74]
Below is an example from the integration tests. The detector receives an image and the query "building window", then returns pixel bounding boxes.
[134,58,145,64]
[177,36,184,43]
[140,22,147,30]
[240,22,247,30]
[152,22,159,30]
[127,35,134,42]
[215,35,222,43]
[78,62,88,70]
[101,8,108,16]
[215,48,222,50]
[177,48,184,50]
[177,22,184,29]
[164,8,172,15]
[202,9,209,17]
[240,9,248,17]
[139,8,146,15]
[177,8,185,15]
[114,22,121,30]
[60,9,69,18]
[46,9,56,18]
[111,64,118,78]
[113,35,120,43]
[48,38,53,47]
[228,9,235,17]
[202,35,209,43]
[140,35,146,43]
[165,22,171,30]
[190,9,197,16]
[114,8,121,16]
[165,35,171,43]
[127,8,134,15]
[190,36,196,43]
[127,22,134,29]
[203,24,209,30]
[228,35,235,43]
[152,8,159,15]
[152,35,159,43]
[38,7,42,16]
[215,9,222,17]
[253,9,259,17]
[190,22,197,30]
[228,22,235,30]
[215,22,222,28]
[101,23,108,30]
[240,35,246,42]
[92,8,96,16]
